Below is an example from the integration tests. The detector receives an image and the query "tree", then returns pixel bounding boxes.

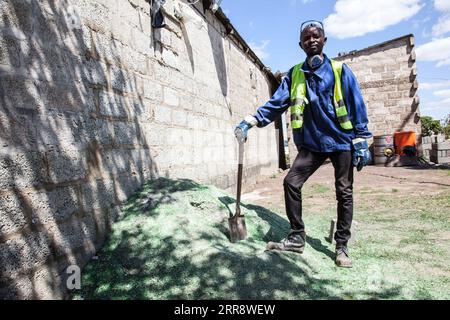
[421,116,442,136]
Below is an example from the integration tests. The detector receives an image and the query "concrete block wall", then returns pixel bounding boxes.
[430,140,450,164]
[421,134,445,159]
[0,0,279,299]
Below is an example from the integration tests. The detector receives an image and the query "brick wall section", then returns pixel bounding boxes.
[0,0,279,299]
[430,141,450,164]
[287,35,422,159]
[422,134,445,159]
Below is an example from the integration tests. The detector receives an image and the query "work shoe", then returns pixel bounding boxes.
[335,245,353,268]
[266,233,305,254]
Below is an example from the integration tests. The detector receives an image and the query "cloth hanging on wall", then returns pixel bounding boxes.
[209,0,222,13]
[152,0,166,28]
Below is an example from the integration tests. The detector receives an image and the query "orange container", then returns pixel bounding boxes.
[394,131,417,155]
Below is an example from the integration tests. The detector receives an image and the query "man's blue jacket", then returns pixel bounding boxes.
[253,55,372,153]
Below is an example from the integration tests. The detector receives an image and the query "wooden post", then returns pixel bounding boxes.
[327,219,358,245]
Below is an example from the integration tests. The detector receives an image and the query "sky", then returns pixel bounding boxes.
[219,0,450,122]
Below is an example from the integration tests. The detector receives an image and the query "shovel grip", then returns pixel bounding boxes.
[236,142,244,213]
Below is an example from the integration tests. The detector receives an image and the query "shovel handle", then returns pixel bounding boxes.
[235,142,244,215]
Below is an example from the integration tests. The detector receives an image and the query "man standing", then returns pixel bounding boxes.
[234,21,372,268]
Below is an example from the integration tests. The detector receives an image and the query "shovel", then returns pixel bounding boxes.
[229,141,247,243]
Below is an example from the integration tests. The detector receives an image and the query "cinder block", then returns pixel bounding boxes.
[433,135,445,143]
[432,141,450,150]
[161,47,179,69]
[78,0,113,32]
[140,123,167,146]
[327,219,358,245]
[131,28,153,55]
[397,82,413,91]
[29,187,80,225]
[371,66,385,73]
[163,87,180,107]
[35,80,91,111]
[97,90,129,118]
[22,46,78,85]
[100,149,132,175]
[0,75,42,111]
[0,107,38,149]
[91,30,124,65]
[142,78,163,102]
[113,121,141,145]
[80,213,98,251]
[0,273,34,300]
[80,178,116,212]
[109,65,136,93]
[114,173,143,203]
[89,209,110,248]
[172,108,188,127]
[422,136,431,144]
[108,205,125,223]
[82,59,108,87]
[0,232,52,274]
[0,148,46,190]
[154,105,172,124]
[386,64,401,72]
[153,62,172,85]
[387,91,403,99]
[0,193,29,236]
[0,36,23,68]
[88,119,115,146]
[47,219,90,258]
[37,111,89,150]
[29,266,65,300]
[0,2,34,35]
[437,156,450,164]
[130,148,154,174]
[45,149,87,184]
[127,96,150,119]
[110,16,133,46]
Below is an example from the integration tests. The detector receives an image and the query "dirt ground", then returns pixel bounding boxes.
[242,162,450,214]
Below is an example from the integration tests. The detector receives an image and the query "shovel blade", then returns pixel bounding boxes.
[228,215,247,243]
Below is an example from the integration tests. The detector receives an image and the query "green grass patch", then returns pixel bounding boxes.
[309,183,332,194]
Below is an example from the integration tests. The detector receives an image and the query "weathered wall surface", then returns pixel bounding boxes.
[286,35,421,160]
[0,0,278,299]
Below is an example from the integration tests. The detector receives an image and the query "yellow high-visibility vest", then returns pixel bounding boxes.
[290,59,353,130]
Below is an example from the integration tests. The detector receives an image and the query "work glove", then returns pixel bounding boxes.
[234,115,258,143]
[352,138,372,171]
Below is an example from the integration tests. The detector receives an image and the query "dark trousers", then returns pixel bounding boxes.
[283,148,354,246]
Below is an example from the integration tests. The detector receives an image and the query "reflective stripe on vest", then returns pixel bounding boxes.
[290,63,308,130]
[290,59,353,130]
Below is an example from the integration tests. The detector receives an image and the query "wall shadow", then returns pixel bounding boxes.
[207,20,228,98]
[180,21,195,74]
